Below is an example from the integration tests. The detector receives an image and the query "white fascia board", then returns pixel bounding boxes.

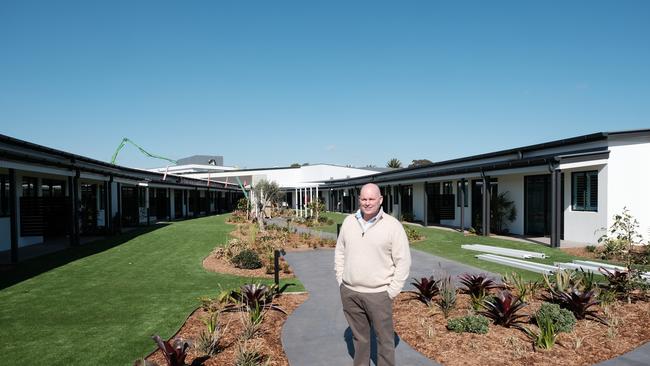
[558,159,608,170]
[0,160,74,177]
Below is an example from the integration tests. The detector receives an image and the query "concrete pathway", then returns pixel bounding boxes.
[281,247,502,366]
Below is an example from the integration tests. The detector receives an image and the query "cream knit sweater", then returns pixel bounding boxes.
[334,210,411,299]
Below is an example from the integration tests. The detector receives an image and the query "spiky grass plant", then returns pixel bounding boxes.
[240,303,265,341]
[502,272,539,302]
[235,341,269,366]
[195,311,225,356]
[525,311,558,350]
[436,275,457,318]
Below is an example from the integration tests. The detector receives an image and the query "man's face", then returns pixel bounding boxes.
[359,185,383,219]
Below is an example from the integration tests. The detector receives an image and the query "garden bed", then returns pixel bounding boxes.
[146,293,308,366]
[393,292,650,365]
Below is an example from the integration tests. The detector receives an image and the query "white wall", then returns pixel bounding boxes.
[562,165,608,244]
[607,135,650,242]
[496,174,525,235]
[412,182,425,222]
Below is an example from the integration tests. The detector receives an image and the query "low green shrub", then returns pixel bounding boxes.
[403,224,423,242]
[447,315,489,334]
[535,302,576,333]
[585,245,597,253]
[231,249,263,269]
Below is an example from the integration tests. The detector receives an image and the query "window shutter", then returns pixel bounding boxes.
[588,172,598,210]
[574,173,585,209]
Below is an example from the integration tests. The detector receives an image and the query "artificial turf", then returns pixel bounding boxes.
[0,214,303,366]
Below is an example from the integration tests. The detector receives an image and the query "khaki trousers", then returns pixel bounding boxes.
[340,284,395,366]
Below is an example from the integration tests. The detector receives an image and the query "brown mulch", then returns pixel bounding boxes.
[393,292,650,366]
[202,255,296,279]
[147,293,308,366]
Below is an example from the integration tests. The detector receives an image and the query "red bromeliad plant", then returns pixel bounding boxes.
[409,276,440,306]
[151,335,189,366]
[479,290,528,329]
[459,273,501,309]
[546,287,607,324]
[226,283,287,314]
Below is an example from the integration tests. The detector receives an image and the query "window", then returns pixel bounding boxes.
[42,179,65,197]
[1,174,10,217]
[456,180,468,207]
[572,171,598,211]
[442,181,453,195]
[22,177,38,197]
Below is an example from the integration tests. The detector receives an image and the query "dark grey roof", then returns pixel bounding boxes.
[320,129,650,188]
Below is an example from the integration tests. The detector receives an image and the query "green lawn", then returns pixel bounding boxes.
[307,211,348,233]
[409,225,621,281]
[0,214,302,366]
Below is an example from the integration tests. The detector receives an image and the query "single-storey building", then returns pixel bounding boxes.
[0,134,243,263]
[320,130,650,247]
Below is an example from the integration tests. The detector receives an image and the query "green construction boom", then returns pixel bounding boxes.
[110,137,177,165]
[110,137,249,199]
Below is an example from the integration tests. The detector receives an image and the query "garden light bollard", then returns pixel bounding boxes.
[274,249,286,287]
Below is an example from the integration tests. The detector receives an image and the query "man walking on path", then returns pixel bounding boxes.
[335,183,411,366]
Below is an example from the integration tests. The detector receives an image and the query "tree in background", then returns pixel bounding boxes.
[408,159,433,168]
[290,163,301,168]
[386,158,402,168]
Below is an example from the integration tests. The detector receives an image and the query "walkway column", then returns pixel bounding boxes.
[482,176,491,236]
[71,169,81,246]
[551,168,562,248]
[459,179,465,234]
[145,186,150,225]
[309,186,313,217]
[105,179,112,234]
[294,188,298,216]
[315,185,319,220]
[9,169,18,263]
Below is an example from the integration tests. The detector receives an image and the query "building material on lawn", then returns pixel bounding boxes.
[475,254,556,274]
[462,244,547,259]
[551,261,650,282]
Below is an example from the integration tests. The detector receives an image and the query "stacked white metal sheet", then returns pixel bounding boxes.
[569,260,650,281]
[462,244,547,259]
[475,254,556,274]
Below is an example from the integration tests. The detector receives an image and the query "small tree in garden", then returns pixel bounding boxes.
[252,179,282,231]
[306,199,325,221]
[598,207,645,266]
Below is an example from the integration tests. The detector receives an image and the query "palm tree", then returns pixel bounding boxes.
[386,158,402,168]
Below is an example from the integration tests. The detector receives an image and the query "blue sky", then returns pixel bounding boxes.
[1,1,649,169]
